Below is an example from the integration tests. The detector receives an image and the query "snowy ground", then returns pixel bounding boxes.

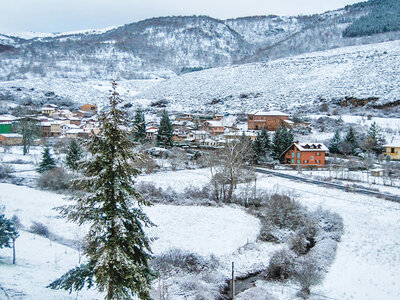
[112,168,400,299]
[308,114,400,144]
[0,183,260,299]
[274,169,400,193]
[251,171,400,300]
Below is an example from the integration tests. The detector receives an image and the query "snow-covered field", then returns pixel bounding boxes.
[253,171,400,300]
[111,168,400,299]
[0,183,260,299]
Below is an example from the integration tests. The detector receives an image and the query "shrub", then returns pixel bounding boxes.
[152,249,216,274]
[10,215,22,229]
[266,249,296,280]
[264,194,307,230]
[184,185,210,200]
[30,221,50,238]
[136,182,164,199]
[288,233,308,255]
[293,256,323,295]
[313,207,344,242]
[0,163,13,179]
[37,168,73,191]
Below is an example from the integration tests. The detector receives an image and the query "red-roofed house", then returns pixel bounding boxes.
[281,142,329,166]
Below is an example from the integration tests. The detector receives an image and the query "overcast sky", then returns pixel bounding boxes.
[1,0,361,33]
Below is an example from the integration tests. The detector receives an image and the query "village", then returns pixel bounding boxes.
[1,104,399,170]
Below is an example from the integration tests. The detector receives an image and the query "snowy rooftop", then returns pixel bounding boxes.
[383,144,400,148]
[295,142,329,152]
[204,120,224,127]
[250,110,289,116]
[0,114,18,121]
[0,133,22,138]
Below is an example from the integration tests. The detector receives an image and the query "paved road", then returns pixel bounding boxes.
[254,167,400,203]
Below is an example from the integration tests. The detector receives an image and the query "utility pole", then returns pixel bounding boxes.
[231,261,235,300]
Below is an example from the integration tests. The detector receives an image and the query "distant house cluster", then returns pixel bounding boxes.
[39,104,99,139]
[0,103,99,145]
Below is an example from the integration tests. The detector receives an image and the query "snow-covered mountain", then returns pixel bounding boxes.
[2,39,400,117]
[1,0,400,81]
[132,40,400,115]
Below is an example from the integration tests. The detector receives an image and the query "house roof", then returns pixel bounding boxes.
[224,131,257,137]
[204,120,224,127]
[41,107,56,111]
[62,124,80,129]
[146,128,158,133]
[250,110,289,117]
[0,133,22,138]
[294,143,329,152]
[280,142,328,157]
[383,144,400,148]
[0,114,18,122]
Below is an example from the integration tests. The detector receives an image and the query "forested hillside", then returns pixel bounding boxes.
[343,0,400,37]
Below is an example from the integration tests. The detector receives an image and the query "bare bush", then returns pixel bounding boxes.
[288,233,308,255]
[151,249,218,274]
[266,249,296,280]
[293,257,323,295]
[30,221,50,238]
[313,207,344,242]
[0,163,13,179]
[184,185,211,200]
[37,167,73,191]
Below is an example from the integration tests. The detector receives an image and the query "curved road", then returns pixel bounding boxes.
[254,167,400,203]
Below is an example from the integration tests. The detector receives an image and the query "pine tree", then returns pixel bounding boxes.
[156,110,173,148]
[132,108,146,143]
[37,146,56,173]
[65,139,83,172]
[48,81,155,300]
[273,125,294,160]
[0,209,19,264]
[364,121,385,154]
[329,129,341,154]
[252,127,270,163]
[344,127,358,154]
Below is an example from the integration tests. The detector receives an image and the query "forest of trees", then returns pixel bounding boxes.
[343,0,400,37]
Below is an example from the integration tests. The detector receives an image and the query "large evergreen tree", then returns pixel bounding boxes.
[252,127,270,163]
[48,81,154,300]
[37,146,56,173]
[0,209,19,264]
[156,110,173,148]
[364,121,385,155]
[273,125,294,160]
[329,129,342,154]
[132,108,146,143]
[65,139,83,172]
[343,126,359,154]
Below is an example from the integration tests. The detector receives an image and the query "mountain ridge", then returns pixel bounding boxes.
[0,0,399,81]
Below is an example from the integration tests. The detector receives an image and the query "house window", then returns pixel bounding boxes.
[297,159,300,164]
[292,152,295,158]
[297,153,300,158]
[392,148,395,153]
[291,159,294,164]
[311,156,314,161]
[316,160,320,163]
[316,152,321,156]
[303,160,308,164]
